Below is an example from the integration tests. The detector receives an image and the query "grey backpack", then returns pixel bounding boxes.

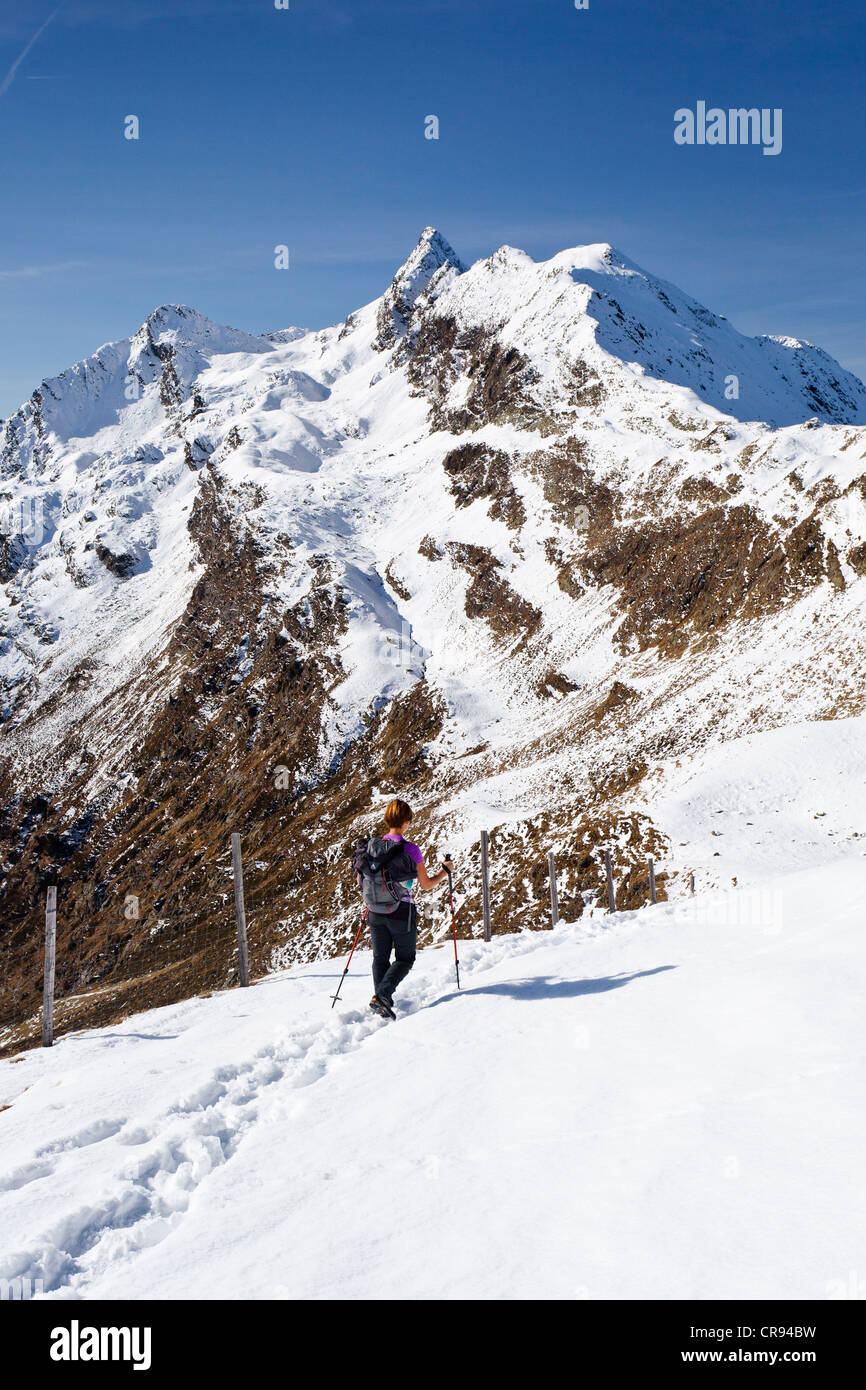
[353,836,418,915]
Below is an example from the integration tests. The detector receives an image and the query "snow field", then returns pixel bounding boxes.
[1,857,864,1301]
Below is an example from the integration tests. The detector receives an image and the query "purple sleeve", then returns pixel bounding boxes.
[403,841,424,865]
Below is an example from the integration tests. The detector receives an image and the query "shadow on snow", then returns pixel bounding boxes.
[427,964,677,1007]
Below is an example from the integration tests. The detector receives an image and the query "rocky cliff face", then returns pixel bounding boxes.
[2,228,865,1052]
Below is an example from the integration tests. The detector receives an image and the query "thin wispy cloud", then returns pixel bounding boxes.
[0,259,88,280]
[0,4,64,99]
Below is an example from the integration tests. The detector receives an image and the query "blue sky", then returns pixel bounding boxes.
[1,0,864,417]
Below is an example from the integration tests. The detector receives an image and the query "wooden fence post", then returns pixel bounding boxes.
[230,834,250,987]
[479,830,492,942]
[690,872,695,896]
[648,858,657,905]
[548,851,559,927]
[603,848,616,914]
[42,886,57,1048]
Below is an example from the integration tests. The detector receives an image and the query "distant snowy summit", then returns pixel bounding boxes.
[374,226,466,351]
[4,226,865,456]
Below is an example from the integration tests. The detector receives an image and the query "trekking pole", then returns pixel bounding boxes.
[330,910,367,1008]
[445,853,460,990]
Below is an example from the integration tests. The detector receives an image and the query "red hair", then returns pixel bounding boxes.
[384,798,413,830]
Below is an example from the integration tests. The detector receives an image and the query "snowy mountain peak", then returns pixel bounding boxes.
[422,237,866,427]
[405,225,464,276]
[144,303,209,335]
[550,240,618,272]
[374,226,466,351]
[138,304,270,357]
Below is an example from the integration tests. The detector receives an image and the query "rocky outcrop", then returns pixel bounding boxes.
[95,539,140,578]
[447,542,542,642]
[582,505,848,655]
[407,316,539,432]
[441,443,525,529]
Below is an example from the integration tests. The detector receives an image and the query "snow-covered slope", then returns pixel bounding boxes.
[1,227,865,1049]
[646,715,866,888]
[419,239,866,428]
[1,855,864,1300]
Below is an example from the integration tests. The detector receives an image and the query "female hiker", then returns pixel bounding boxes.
[367,798,453,1019]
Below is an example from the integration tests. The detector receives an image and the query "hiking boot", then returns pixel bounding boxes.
[369,993,396,1020]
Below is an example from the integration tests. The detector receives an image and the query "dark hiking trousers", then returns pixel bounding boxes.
[369,904,417,1005]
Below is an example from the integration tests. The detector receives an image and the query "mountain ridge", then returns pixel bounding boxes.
[1,227,865,1054]
[5,227,865,437]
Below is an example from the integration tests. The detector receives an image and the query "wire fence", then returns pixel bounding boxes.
[0,830,681,1058]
